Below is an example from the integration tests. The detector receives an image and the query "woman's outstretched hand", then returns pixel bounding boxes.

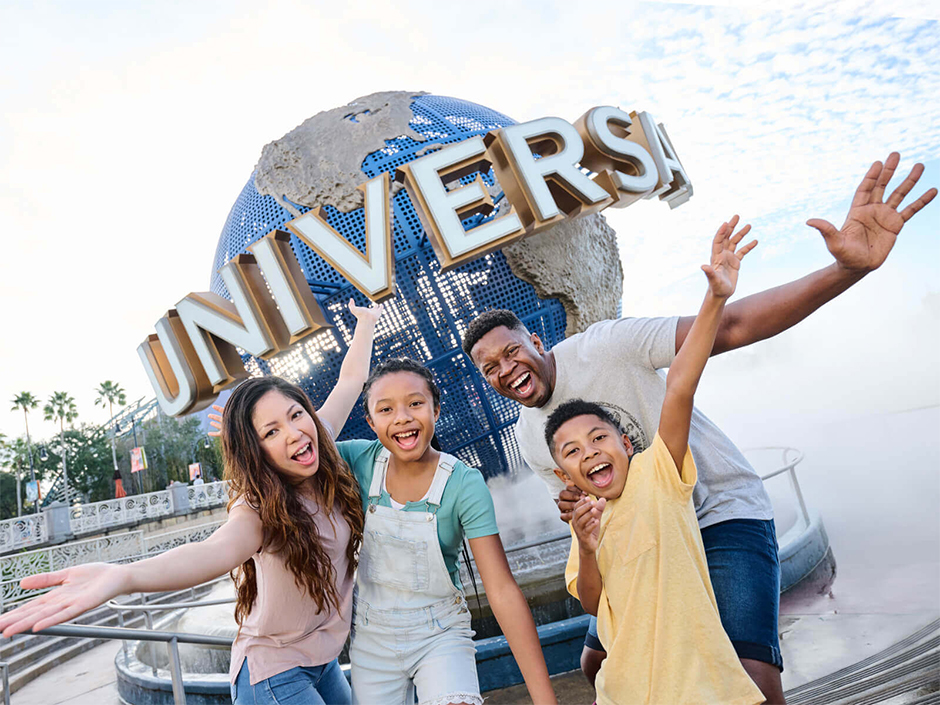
[0,563,131,637]
[207,404,225,438]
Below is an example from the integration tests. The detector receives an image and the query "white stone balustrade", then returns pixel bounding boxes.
[143,520,223,555]
[0,521,223,612]
[69,490,174,535]
[188,480,229,511]
[0,513,49,553]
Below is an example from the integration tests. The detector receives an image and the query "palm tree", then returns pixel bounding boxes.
[11,392,39,513]
[44,391,78,504]
[94,381,126,482]
[0,432,8,517]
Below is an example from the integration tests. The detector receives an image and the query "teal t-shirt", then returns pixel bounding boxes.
[337,439,499,589]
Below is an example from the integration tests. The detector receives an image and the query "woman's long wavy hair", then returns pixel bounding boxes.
[222,377,364,626]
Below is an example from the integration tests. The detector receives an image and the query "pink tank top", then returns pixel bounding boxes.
[229,495,354,685]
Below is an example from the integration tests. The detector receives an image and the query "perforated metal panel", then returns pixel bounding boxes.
[210,95,566,478]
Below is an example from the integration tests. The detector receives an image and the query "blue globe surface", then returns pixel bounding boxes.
[210,95,567,478]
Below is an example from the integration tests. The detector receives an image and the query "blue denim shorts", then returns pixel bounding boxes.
[232,658,351,704]
[584,518,783,671]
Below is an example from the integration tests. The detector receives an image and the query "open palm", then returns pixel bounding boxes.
[0,563,128,637]
[702,216,757,299]
[808,153,937,273]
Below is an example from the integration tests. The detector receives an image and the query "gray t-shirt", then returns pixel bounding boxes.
[514,316,773,528]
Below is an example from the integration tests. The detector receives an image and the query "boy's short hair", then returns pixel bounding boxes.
[544,399,621,455]
[462,309,526,357]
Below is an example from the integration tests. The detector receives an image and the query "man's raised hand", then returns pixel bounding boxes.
[702,216,758,300]
[808,153,937,273]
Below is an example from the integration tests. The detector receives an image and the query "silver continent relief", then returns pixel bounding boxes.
[254,90,429,213]
[252,89,622,334]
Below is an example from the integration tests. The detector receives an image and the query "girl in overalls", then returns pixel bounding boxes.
[337,357,557,705]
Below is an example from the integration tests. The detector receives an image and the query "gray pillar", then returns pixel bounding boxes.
[169,482,190,516]
[45,502,72,542]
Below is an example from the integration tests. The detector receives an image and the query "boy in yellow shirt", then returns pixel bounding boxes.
[545,220,766,705]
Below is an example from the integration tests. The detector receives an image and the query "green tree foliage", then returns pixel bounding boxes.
[113,414,218,493]
[32,426,114,504]
[0,467,19,519]
[11,391,40,486]
[0,436,45,516]
[43,391,79,502]
[95,381,126,474]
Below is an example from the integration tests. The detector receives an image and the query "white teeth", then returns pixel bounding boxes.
[588,463,611,476]
[394,431,417,439]
[510,372,530,389]
[292,443,310,459]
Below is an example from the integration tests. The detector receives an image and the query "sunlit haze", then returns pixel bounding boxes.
[1,0,937,453]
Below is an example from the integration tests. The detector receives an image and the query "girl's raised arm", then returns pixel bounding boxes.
[0,505,263,637]
[469,535,558,704]
[316,299,384,438]
[207,299,385,439]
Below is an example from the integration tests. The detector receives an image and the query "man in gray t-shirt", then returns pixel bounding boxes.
[462,153,936,705]
[512,315,773,528]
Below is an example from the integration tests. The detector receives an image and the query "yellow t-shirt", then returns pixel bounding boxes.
[565,433,764,705]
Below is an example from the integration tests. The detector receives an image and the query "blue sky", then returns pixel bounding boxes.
[0,0,937,440]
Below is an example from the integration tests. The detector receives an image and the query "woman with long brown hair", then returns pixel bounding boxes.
[0,301,384,705]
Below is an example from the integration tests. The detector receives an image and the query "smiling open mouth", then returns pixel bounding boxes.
[587,462,614,488]
[509,371,533,396]
[392,430,420,450]
[292,443,316,466]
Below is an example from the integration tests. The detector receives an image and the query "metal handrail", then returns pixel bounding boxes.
[107,574,234,676]
[37,623,232,705]
[0,661,9,705]
[108,597,236,611]
[752,446,805,481]
[746,446,811,530]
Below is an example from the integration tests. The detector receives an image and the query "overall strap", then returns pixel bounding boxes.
[426,454,457,508]
[368,448,390,500]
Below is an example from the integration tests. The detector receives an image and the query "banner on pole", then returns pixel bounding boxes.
[130,447,148,473]
[26,480,39,503]
[189,463,202,481]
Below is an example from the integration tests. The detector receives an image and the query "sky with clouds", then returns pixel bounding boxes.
[0,0,937,448]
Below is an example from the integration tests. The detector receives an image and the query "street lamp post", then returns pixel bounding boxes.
[14,456,22,517]
[190,435,213,482]
[26,441,37,514]
[116,419,143,494]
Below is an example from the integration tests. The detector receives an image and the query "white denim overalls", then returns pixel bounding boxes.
[350,448,481,705]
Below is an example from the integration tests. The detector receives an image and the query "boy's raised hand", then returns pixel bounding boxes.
[701,215,758,299]
[572,496,607,553]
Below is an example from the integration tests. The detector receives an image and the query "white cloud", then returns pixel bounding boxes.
[0,0,937,442]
